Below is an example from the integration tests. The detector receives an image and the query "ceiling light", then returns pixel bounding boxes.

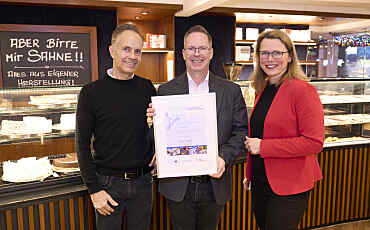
[235,13,317,24]
[141,12,149,15]
[135,16,141,20]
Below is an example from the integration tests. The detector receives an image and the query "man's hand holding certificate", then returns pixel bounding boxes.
[150,93,218,178]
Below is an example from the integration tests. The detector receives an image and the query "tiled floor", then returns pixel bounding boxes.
[313,220,370,230]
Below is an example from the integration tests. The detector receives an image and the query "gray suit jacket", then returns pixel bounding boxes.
[158,72,248,205]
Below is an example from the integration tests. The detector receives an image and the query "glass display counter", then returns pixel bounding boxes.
[0,83,368,230]
[0,80,369,186]
[0,86,81,189]
[235,80,370,147]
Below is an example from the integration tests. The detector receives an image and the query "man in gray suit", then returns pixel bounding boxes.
[148,25,248,230]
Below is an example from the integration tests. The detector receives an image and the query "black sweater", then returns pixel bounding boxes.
[76,73,156,194]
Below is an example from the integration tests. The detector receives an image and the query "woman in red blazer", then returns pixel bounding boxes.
[244,30,324,230]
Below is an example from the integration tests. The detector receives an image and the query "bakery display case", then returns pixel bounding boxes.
[0,80,369,186]
[0,86,82,194]
[313,80,370,147]
[235,80,370,147]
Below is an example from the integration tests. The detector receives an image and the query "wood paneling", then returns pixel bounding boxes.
[136,53,160,81]
[0,137,75,162]
[0,145,369,230]
[158,17,175,50]
[27,206,34,230]
[119,16,174,50]
[16,208,23,230]
[78,197,85,230]
[1,196,92,230]
[135,52,171,83]
[119,17,174,83]
[0,0,182,13]
[116,7,178,22]
[49,202,55,230]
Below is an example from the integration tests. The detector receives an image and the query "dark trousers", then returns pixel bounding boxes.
[251,180,310,230]
[95,172,153,230]
[166,180,224,230]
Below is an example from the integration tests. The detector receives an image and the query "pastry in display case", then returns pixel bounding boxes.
[52,153,79,173]
[0,86,81,186]
[52,113,76,132]
[2,157,53,183]
[0,153,80,184]
[29,94,78,108]
[1,116,52,137]
[236,80,370,147]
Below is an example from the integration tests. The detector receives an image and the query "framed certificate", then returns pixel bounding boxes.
[152,93,218,178]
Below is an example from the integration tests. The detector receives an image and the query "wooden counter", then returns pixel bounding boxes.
[0,144,369,230]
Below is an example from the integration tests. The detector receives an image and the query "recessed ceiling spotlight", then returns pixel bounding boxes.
[319,17,325,21]
[141,12,149,15]
[135,16,141,20]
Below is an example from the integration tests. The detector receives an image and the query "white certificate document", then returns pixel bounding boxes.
[152,93,218,178]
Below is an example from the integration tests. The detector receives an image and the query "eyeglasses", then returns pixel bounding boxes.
[184,46,210,54]
[123,46,142,56]
[259,50,289,59]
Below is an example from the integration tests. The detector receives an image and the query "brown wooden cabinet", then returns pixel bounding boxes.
[119,16,175,83]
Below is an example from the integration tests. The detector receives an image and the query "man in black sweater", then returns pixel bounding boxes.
[76,24,156,230]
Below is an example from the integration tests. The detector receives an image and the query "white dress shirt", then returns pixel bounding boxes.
[187,72,209,94]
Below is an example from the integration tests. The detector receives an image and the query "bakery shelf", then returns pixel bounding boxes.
[235,60,318,65]
[235,40,255,45]
[293,41,317,46]
[236,60,253,65]
[142,48,173,53]
[324,137,370,147]
[236,79,370,146]
[0,131,74,145]
[320,95,370,104]
[324,114,370,127]
[0,106,76,116]
[235,40,316,46]
[299,60,318,65]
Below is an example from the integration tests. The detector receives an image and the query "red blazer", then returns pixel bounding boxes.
[245,78,324,195]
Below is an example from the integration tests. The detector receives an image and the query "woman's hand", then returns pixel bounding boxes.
[243,178,251,190]
[245,136,261,155]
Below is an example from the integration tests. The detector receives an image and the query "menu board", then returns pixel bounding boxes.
[0,24,98,88]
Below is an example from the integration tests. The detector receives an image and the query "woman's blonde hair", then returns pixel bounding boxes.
[250,29,308,94]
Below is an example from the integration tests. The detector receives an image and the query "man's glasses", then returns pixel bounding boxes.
[184,46,210,54]
[259,50,289,59]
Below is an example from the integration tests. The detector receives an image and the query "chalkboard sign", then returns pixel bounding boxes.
[0,24,98,88]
